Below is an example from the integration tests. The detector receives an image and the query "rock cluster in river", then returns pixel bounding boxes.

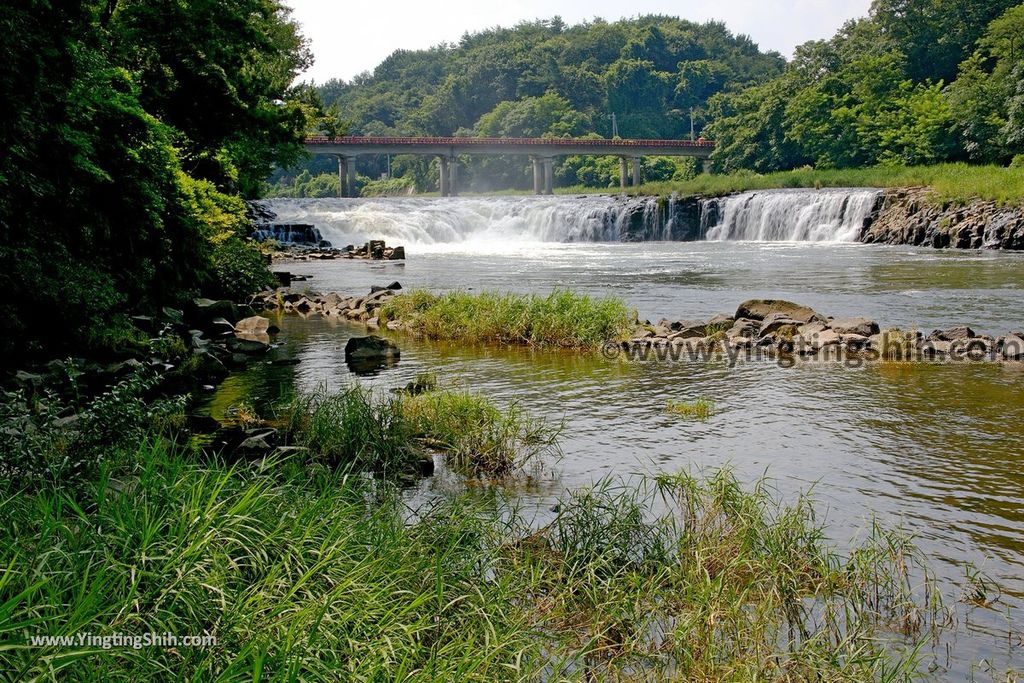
[625,299,1023,361]
[252,282,405,331]
[863,188,1024,250]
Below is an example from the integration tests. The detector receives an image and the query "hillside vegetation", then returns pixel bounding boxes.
[274,2,1024,199]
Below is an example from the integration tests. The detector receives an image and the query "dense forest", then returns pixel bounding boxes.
[1,0,319,361]
[274,15,786,194]
[271,1,1024,196]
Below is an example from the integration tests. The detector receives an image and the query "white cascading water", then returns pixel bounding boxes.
[699,189,881,242]
[263,189,883,249]
[265,196,665,249]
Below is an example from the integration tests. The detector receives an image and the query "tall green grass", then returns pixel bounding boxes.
[378,289,636,348]
[0,451,943,680]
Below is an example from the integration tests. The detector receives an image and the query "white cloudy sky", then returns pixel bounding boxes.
[284,0,874,84]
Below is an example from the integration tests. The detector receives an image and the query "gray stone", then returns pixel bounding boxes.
[727,318,760,340]
[759,314,801,338]
[235,316,271,336]
[669,319,708,338]
[735,299,824,324]
[830,317,880,337]
[344,336,400,362]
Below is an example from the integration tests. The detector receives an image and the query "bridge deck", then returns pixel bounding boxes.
[305,136,713,158]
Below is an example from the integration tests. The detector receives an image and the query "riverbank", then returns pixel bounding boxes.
[0,429,940,680]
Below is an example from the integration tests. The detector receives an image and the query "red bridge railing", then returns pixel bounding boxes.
[305,136,714,148]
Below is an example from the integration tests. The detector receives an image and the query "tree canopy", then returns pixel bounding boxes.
[0,0,315,360]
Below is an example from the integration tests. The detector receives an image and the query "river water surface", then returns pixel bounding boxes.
[218,195,1024,678]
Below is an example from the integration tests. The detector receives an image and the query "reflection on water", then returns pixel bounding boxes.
[206,241,1024,678]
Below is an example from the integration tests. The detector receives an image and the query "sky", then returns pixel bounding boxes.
[284,0,874,84]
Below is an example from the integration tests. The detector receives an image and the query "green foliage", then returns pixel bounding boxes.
[0,369,186,486]
[209,238,275,301]
[378,289,636,348]
[359,176,414,197]
[0,1,313,363]
[642,162,1024,206]
[708,2,1023,173]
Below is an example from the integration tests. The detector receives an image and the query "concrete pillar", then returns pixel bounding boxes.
[438,156,450,196]
[543,157,554,195]
[531,157,542,195]
[619,157,628,192]
[346,156,357,197]
[337,156,347,198]
[701,158,713,175]
[632,157,641,187]
[448,156,458,197]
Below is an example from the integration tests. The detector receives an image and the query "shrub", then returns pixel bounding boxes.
[209,237,275,301]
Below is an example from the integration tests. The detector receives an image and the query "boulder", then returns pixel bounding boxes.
[345,336,400,362]
[830,317,880,337]
[345,335,400,375]
[227,336,270,354]
[727,318,760,340]
[188,298,240,326]
[707,313,734,327]
[388,246,406,260]
[669,319,707,338]
[385,281,403,290]
[759,313,801,338]
[933,325,976,342]
[235,316,271,336]
[735,299,824,324]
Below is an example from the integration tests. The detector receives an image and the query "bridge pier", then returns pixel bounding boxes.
[619,157,628,192]
[337,155,357,198]
[543,157,554,195]
[447,156,458,197]
[438,156,450,196]
[632,157,641,188]
[531,157,542,195]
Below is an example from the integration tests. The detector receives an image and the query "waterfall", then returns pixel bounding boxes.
[263,196,665,248]
[262,189,884,249]
[699,189,882,242]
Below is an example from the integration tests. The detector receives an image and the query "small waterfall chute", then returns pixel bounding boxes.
[699,189,881,242]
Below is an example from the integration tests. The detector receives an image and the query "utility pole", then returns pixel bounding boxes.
[608,112,618,138]
[690,108,695,142]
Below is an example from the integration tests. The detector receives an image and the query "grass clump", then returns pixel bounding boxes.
[378,289,635,349]
[278,383,560,478]
[666,397,715,419]
[403,389,561,477]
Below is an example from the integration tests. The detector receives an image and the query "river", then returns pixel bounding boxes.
[218,192,1024,678]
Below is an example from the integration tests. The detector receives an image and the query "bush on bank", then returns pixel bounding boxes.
[378,289,636,348]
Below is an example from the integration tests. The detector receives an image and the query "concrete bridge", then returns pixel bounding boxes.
[304,136,714,197]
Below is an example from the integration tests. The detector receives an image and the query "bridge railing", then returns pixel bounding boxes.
[304,135,714,148]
